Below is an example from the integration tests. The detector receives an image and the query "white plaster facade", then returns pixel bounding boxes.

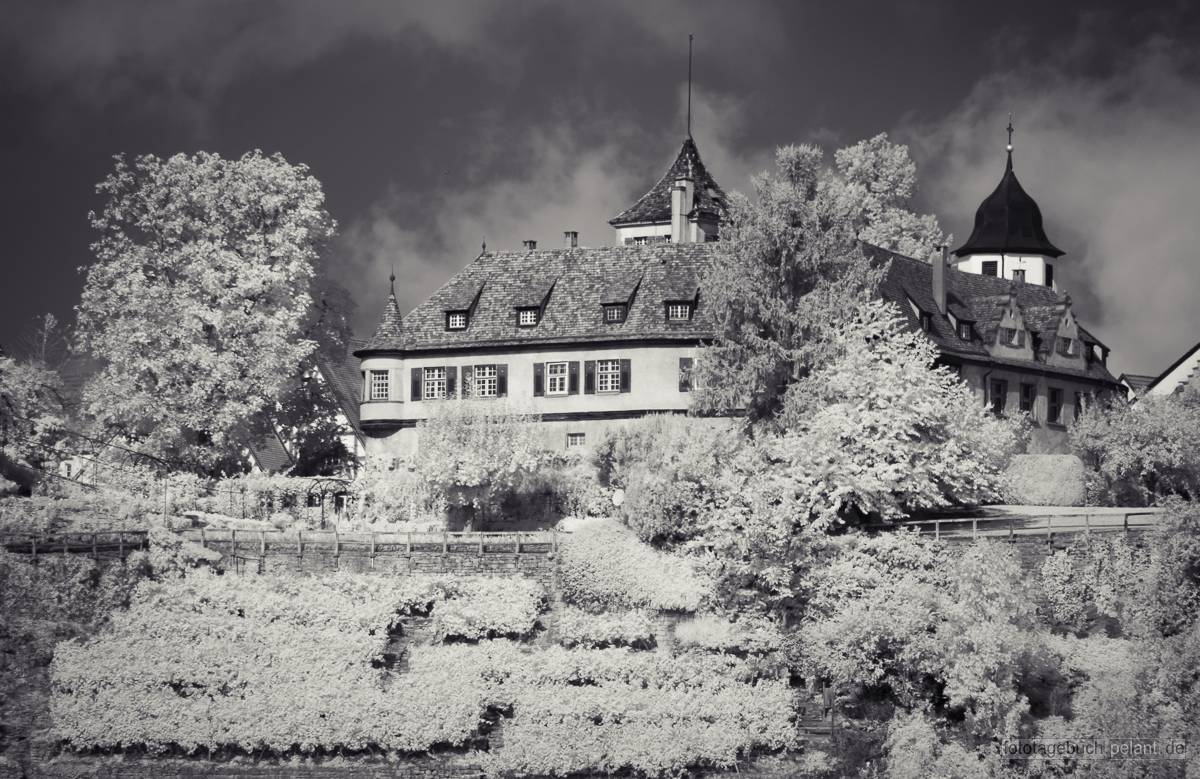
[952,252,1056,289]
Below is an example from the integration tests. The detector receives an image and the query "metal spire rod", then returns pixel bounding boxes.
[687,34,694,138]
[1006,112,1014,151]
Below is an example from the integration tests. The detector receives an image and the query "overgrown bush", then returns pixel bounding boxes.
[1003,454,1086,506]
[431,577,545,641]
[673,613,783,655]
[558,519,710,612]
[556,606,654,649]
[1070,392,1200,506]
[1038,534,1147,634]
[346,456,446,529]
[592,415,736,545]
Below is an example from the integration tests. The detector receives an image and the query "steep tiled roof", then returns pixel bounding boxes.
[609,138,727,226]
[1119,373,1156,395]
[873,245,1118,386]
[248,429,292,474]
[356,243,722,354]
[953,153,1064,258]
[316,338,366,436]
[363,290,404,351]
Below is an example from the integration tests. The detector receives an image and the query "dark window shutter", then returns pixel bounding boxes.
[361,372,367,401]
[411,368,422,401]
[533,362,544,397]
[497,364,508,397]
[679,357,693,392]
[462,366,474,398]
[447,366,457,398]
[619,359,631,393]
[568,361,580,394]
[584,361,596,394]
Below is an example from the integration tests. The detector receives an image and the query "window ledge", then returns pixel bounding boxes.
[1046,422,1067,431]
[362,399,400,404]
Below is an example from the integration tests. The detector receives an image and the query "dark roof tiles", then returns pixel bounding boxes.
[953,154,1065,258]
[609,138,728,226]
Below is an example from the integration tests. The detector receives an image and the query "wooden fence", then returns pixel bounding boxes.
[0,529,561,560]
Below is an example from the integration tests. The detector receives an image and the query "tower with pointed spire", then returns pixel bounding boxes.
[951,117,1064,289]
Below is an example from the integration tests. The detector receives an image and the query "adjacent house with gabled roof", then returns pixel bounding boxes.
[355,129,1121,455]
[1137,341,1200,399]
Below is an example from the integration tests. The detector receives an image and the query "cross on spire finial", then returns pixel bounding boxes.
[389,264,396,295]
[1005,112,1015,171]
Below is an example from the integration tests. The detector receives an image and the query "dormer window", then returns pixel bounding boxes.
[603,304,627,324]
[446,311,468,330]
[517,308,539,327]
[666,302,693,321]
[999,327,1025,347]
[957,322,973,341]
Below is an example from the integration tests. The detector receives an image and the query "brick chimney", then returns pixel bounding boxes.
[522,239,537,250]
[563,231,578,248]
[932,245,948,315]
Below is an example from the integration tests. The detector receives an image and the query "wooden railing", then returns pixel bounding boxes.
[180,528,562,557]
[0,531,149,559]
[869,509,1164,541]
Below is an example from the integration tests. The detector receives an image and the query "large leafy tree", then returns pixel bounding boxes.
[75,151,336,469]
[0,315,72,485]
[693,134,944,427]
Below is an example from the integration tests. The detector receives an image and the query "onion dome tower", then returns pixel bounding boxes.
[951,117,1064,289]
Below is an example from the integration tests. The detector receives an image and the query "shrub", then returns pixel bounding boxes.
[346,456,446,529]
[1037,535,1147,634]
[1070,394,1200,506]
[430,577,545,641]
[556,606,654,649]
[593,415,737,545]
[673,613,783,654]
[1003,454,1086,506]
[558,519,711,612]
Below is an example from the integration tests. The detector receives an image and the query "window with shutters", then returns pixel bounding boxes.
[990,379,1008,415]
[446,312,468,330]
[1048,387,1064,425]
[566,432,586,448]
[597,359,621,393]
[546,362,569,396]
[1020,383,1036,414]
[368,370,389,401]
[473,365,498,398]
[423,367,447,400]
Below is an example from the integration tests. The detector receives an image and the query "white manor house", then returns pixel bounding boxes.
[354,132,1122,456]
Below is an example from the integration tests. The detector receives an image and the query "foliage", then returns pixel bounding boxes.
[50,572,792,775]
[1038,534,1147,634]
[414,401,548,517]
[692,135,944,427]
[800,542,1045,737]
[1139,498,1200,638]
[0,345,69,475]
[882,711,1000,779]
[345,455,446,530]
[0,550,145,754]
[1002,454,1087,507]
[1070,393,1200,506]
[593,415,737,546]
[430,577,545,641]
[673,613,784,655]
[558,519,711,612]
[75,150,337,470]
[692,302,1019,617]
[555,606,654,649]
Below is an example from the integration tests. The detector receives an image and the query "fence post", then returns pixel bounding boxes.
[1084,514,1091,536]
[370,533,376,559]
[1009,517,1015,542]
[232,529,238,561]
[934,521,941,542]
[479,532,484,557]
[31,535,37,561]
[91,532,98,560]
[442,532,448,555]
[972,518,978,540]
[260,531,266,557]
[117,533,123,559]
[552,529,559,555]
[200,528,207,549]
[333,531,340,559]
[406,532,412,555]
[515,534,521,555]
[1123,513,1129,533]
[63,535,69,557]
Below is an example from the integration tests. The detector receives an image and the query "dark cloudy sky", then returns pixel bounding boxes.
[3,1,1199,377]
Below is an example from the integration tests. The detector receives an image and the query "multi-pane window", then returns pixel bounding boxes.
[990,379,1008,415]
[1048,387,1064,425]
[566,432,586,448]
[369,370,390,401]
[604,305,626,323]
[667,303,692,321]
[1000,327,1025,347]
[546,362,569,395]
[423,367,447,400]
[596,359,621,393]
[1058,336,1077,356]
[447,312,468,330]
[957,322,972,341]
[518,309,538,327]
[1020,383,1036,413]
[473,365,497,398]
[981,260,998,277]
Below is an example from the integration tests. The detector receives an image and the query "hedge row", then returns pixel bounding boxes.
[555,606,654,649]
